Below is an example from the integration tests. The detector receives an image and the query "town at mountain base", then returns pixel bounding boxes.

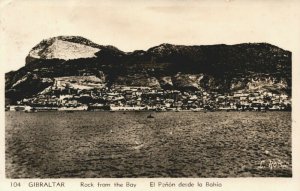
[5,36,291,111]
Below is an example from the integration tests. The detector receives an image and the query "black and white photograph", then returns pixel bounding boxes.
[1,0,300,190]
[4,36,293,178]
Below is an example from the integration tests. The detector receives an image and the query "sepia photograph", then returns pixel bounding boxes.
[5,35,292,178]
[1,0,300,190]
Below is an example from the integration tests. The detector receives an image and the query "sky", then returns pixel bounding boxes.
[1,0,300,73]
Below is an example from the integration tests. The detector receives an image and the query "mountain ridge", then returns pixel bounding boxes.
[5,36,292,104]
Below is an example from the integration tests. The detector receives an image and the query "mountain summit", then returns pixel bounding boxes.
[28,36,101,60]
[26,36,123,64]
[5,36,291,104]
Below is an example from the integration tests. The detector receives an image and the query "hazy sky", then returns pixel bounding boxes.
[1,0,300,72]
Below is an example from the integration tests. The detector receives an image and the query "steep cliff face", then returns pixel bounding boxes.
[5,36,292,103]
[26,36,123,61]
[28,38,100,60]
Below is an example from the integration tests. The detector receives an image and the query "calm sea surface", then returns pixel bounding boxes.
[5,111,291,178]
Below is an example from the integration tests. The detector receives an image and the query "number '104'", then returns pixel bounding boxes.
[11,182,21,187]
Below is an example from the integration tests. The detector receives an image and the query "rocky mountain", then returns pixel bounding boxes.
[5,36,291,104]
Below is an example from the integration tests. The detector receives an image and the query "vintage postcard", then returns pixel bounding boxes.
[0,0,299,190]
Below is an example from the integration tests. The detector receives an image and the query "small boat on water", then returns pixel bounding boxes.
[147,114,155,118]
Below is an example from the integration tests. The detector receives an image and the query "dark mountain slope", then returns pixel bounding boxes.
[5,36,291,103]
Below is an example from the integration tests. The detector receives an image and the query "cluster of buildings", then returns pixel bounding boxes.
[7,84,292,112]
